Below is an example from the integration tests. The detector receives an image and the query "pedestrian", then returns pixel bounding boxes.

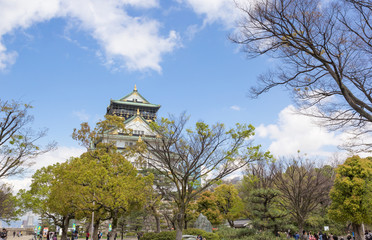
[113,233,117,240]
[97,231,102,240]
[295,232,300,240]
[12,232,15,238]
[303,231,309,240]
[107,232,110,240]
[0,228,7,240]
[85,232,89,240]
[53,233,57,240]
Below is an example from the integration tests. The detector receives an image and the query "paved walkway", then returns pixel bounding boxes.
[8,236,137,240]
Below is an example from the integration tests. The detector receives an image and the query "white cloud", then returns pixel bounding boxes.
[3,146,85,193]
[256,105,345,158]
[73,109,91,121]
[181,0,254,28]
[230,105,241,111]
[0,0,180,72]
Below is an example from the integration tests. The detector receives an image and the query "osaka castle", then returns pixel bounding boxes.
[102,85,160,152]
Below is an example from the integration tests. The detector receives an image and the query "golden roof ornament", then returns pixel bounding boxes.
[138,136,142,142]
[137,108,140,115]
[134,84,137,91]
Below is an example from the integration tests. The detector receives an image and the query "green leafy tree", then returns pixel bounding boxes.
[72,115,152,240]
[18,162,78,240]
[137,113,271,240]
[329,155,372,240]
[0,183,19,222]
[214,184,243,227]
[195,191,224,226]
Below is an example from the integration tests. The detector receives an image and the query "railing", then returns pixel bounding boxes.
[108,109,156,119]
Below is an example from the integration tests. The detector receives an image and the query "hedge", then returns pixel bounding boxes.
[141,228,220,240]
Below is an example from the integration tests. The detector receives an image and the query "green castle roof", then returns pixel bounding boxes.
[111,85,160,108]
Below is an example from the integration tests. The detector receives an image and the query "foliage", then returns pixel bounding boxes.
[329,155,372,239]
[18,162,77,240]
[183,228,220,240]
[0,99,55,179]
[137,113,272,240]
[214,184,244,227]
[239,162,287,232]
[141,229,220,240]
[194,191,224,226]
[71,115,153,240]
[239,158,335,234]
[232,0,372,152]
[0,183,19,221]
[215,226,287,240]
[141,231,176,240]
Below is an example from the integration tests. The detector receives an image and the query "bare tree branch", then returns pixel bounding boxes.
[232,0,372,152]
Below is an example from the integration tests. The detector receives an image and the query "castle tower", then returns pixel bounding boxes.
[106,85,160,122]
[102,85,160,153]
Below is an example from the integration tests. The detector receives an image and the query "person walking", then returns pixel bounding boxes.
[85,232,89,240]
[0,229,7,240]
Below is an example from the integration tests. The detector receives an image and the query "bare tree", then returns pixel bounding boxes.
[232,0,372,152]
[138,114,270,240]
[0,100,55,179]
[273,156,334,234]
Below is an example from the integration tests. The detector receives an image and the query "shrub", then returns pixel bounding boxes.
[141,231,176,240]
[216,226,256,239]
[183,228,220,240]
[141,229,220,240]
[216,227,289,240]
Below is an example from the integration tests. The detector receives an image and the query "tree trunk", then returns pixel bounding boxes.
[227,219,234,228]
[154,214,161,233]
[61,216,70,240]
[111,211,118,239]
[296,215,305,237]
[93,219,100,240]
[352,223,363,240]
[175,211,185,240]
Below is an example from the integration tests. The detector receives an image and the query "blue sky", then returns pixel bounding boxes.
[0,0,348,192]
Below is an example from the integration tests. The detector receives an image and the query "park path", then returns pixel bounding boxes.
[8,236,137,240]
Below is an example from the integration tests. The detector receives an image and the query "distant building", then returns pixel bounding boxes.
[21,215,35,228]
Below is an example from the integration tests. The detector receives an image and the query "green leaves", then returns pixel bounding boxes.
[329,155,372,225]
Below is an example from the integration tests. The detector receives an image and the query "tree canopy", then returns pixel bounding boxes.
[137,113,271,240]
[18,162,77,240]
[329,155,372,240]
